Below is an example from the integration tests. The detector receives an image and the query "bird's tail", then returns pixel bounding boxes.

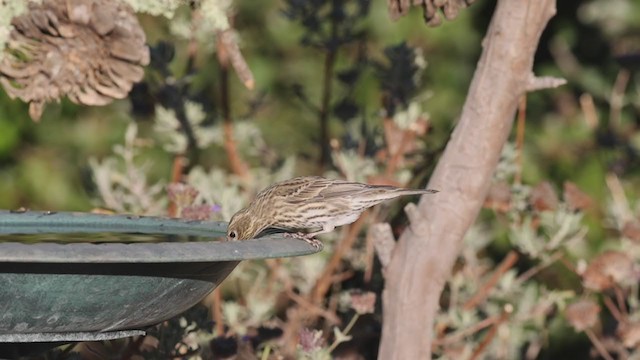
[392,188,439,196]
[354,185,438,207]
[368,183,438,196]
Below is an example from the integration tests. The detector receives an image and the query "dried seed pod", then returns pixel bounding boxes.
[350,291,377,315]
[581,250,635,291]
[298,328,325,353]
[0,0,149,121]
[622,221,640,243]
[618,321,640,348]
[388,0,475,26]
[565,299,600,332]
[167,183,199,209]
[181,205,215,221]
[484,181,512,213]
[529,181,559,212]
[563,182,592,211]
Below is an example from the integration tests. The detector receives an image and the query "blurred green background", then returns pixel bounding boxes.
[0,0,638,217]
[1,1,640,358]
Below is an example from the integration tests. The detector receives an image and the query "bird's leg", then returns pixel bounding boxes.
[282,232,323,249]
[282,224,336,249]
[282,232,306,239]
[304,224,335,238]
[290,224,334,249]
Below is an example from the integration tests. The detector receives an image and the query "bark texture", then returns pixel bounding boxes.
[378,1,557,358]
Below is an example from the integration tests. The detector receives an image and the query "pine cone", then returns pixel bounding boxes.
[0,0,149,120]
[388,0,475,26]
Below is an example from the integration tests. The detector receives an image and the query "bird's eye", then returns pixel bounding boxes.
[229,230,237,239]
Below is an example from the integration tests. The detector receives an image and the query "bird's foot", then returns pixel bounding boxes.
[283,232,323,250]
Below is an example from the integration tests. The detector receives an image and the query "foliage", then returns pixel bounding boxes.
[1,0,640,359]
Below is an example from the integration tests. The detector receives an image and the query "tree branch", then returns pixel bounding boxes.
[217,34,250,179]
[378,1,558,358]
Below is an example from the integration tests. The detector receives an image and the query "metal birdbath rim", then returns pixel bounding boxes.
[0,210,321,262]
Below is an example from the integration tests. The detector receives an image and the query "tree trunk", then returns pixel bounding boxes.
[378,1,557,358]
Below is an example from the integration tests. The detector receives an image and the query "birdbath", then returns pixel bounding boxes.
[0,210,319,355]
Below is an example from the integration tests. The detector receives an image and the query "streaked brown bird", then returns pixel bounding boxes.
[226,176,438,247]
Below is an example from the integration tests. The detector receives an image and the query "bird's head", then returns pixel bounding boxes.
[226,208,255,241]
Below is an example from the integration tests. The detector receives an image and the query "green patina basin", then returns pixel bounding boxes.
[0,210,319,343]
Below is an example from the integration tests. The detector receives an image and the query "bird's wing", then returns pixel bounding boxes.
[285,178,375,203]
[260,176,402,204]
[255,176,326,203]
[316,181,372,199]
[278,177,333,204]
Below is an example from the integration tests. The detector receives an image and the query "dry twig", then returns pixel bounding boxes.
[311,213,369,304]
[469,309,511,360]
[463,251,519,310]
[217,30,250,179]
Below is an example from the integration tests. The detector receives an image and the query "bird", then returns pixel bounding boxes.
[226,176,438,248]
